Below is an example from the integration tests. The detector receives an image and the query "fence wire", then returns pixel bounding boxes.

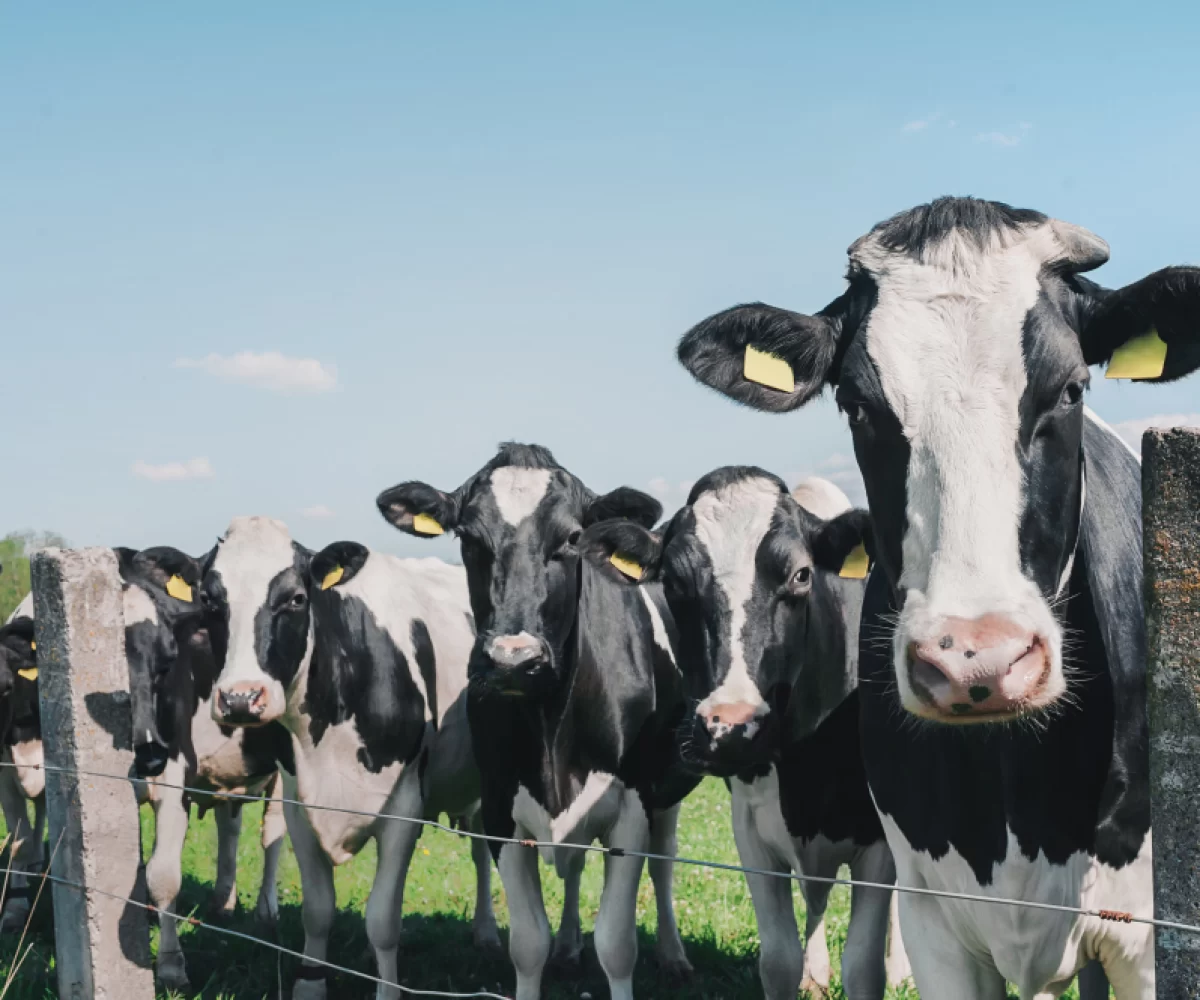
[4,758,1196,940]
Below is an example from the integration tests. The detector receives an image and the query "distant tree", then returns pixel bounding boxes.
[0,530,68,621]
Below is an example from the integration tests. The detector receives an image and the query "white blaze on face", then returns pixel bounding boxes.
[490,467,552,526]
[211,516,304,715]
[854,225,1067,707]
[691,476,781,728]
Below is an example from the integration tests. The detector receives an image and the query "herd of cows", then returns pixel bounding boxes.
[0,196,1198,1000]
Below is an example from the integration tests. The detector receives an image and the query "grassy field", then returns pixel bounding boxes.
[0,777,1092,999]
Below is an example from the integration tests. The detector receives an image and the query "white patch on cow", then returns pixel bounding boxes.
[691,476,781,724]
[9,740,44,800]
[210,516,303,719]
[791,477,852,520]
[1085,406,1141,463]
[490,467,552,526]
[550,770,617,844]
[878,810,1153,996]
[638,588,675,666]
[854,224,1068,709]
[333,553,474,727]
[122,584,158,626]
[5,593,33,625]
[1057,464,1086,598]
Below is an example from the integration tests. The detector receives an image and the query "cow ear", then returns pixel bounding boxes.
[310,541,369,592]
[579,520,663,584]
[677,302,841,413]
[376,481,458,537]
[583,487,662,529]
[1080,266,1200,382]
[130,547,203,605]
[811,509,875,579]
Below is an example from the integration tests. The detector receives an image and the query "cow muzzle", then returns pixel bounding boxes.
[214,682,272,726]
[685,701,770,776]
[906,614,1053,722]
[480,632,552,695]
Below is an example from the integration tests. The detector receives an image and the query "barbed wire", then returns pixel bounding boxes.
[5,758,1196,939]
[0,862,512,999]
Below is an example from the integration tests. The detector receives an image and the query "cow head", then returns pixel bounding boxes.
[580,469,869,775]
[0,617,43,798]
[679,197,1200,725]
[116,545,208,777]
[203,517,313,726]
[377,443,660,699]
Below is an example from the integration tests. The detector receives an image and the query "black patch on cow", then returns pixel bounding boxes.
[0,619,38,747]
[250,548,312,691]
[308,587,427,774]
[870,197,1047,257]
[411,619,438,727]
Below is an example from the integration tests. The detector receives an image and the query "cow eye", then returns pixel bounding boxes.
[200,591,221,611]
[1060,381,1085,407]
[289,592,308,610]
[788,566,812,594]
[841,401,870,427]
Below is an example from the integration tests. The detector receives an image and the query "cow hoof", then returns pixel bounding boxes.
[206,897,239,924]
[0,899,31,934]
[156,949,190,992]
[254,898,280,932]
[799,977,831,999]
[547,948,583,977]
[472,923,503,956]
[658,956,695,984]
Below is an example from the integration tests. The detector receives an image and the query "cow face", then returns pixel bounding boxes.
[678,197,1200,725]
[377,443,660,698]
[0,618,43,797]
[117,546,207,777]
[203,517,312,726]
[580,469,869,776]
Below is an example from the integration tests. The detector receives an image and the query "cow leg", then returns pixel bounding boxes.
[648,803,692,980]
[284,790,336,1000]
[209,800,242,918]
[0,769,34,933]
[840,843,895,1000]
[730,783,802,1000]
[365,771,424,1000]
[144,762,191,991]
[798,877,833,997]
[550,848,584,970]
[255,775,285,929]
[466,811,502,953]
[899,891,1006,1000]
[498,833,551,1000]
[593,792,649,1000]
[1098,937,1154,1000]
[884,888,912,986]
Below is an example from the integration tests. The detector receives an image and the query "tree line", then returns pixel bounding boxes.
[0,531,68,621]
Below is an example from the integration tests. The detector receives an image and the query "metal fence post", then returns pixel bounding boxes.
[30,547,154,999]
[1144,427,1200,997]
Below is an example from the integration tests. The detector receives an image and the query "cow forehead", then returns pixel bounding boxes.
[211,516,298,598]
[487,467,554,526]
[690,477,783,578]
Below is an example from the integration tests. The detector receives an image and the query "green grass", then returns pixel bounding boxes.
[0,778,1092,998]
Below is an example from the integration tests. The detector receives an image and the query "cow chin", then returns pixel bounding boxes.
[681,715,771,779]
[212,677,287,728]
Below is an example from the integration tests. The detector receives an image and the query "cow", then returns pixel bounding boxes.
[116,545,289,992]
[672,196,1200,998]
[0,601,45,933]
[377,442,702,1000]
[203,516,501,1000]
[580,469,909,999]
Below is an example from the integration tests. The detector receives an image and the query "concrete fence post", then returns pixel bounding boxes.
[30,547,154,999]
[1143,427,1200,997]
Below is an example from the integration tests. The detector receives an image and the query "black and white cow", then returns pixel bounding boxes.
[0,603,45,932]
[116,546,289,992]
[378,443,701,1000]
[583,469,909,999]
[203,516,500,1000]
[674,196,1200,998]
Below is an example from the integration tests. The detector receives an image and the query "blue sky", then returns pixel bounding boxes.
[3,2,1198,560]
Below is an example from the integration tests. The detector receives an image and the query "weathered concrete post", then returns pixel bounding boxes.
[30,548,154,999]
[1144,427,1200,997]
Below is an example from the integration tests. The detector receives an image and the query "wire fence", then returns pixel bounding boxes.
[1,756,1195,997]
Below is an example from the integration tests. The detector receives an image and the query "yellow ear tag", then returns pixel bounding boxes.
[17,668,37,682]
[166,575,193,603]
[412,513,445,536]
[1105,328,1168,380]
[321,566,344,591]
[744,345,796,393]
[610,553,644,581]
[839,543,870,580]
[28,641,35,651]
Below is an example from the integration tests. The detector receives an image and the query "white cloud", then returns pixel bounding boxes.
[1113,413,1200,450]
[301,504,336,520]
[976,123,1032,147]
[819,453,856,471]
[902,112,941,132]
[174,351,339,393]
[132,457,215,482]
[648,477,671,500]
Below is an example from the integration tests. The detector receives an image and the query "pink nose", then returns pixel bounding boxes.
[908,615,1050,720]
